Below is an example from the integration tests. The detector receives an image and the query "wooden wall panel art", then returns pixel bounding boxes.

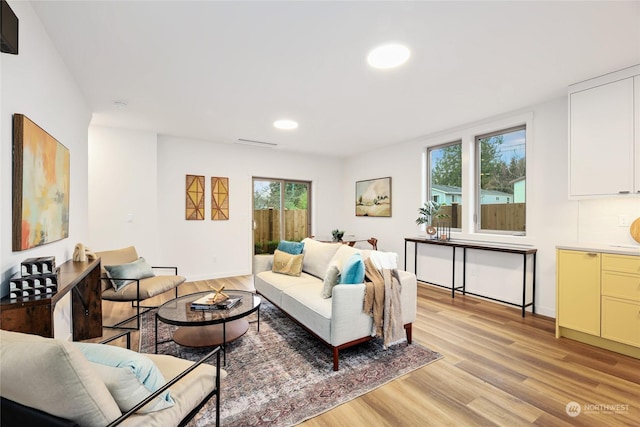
[186,175,205,220]
[211,177,229,220]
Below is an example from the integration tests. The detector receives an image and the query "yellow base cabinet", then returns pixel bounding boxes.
[556,249,640,359]
[601,253,640,348]
[556,250,601,336]
[601,297,640,347]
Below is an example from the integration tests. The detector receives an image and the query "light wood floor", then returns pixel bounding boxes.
[100,277,640,426]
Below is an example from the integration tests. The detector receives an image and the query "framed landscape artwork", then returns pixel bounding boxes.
[355,177,391,217]
[12,114,70,251]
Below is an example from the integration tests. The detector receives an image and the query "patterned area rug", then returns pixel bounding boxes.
[140,300,442,426]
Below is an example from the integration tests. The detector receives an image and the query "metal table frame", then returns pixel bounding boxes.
[404,237,537,317]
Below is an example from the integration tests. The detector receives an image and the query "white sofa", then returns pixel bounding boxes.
[253,238,417,371]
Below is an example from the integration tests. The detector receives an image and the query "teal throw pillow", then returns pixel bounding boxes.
[73,342,174,413]
[277,240,304,255]
[339,253,365,284]
[104,257,155,291]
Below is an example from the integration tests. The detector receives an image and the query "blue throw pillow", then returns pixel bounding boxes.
[277,240,305,255]
[104,257,155,291]
[340,253,365,284]
[73,342,174,412]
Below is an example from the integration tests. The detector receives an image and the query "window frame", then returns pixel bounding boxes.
[427,140,463,231]
[421,112,533,243]
[474,124,527,236]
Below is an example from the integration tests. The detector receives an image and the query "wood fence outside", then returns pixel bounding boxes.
[439,203,525,231]
[254,209,308,244]
[254,203,524,251]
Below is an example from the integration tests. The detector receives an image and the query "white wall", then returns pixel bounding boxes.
[88,126,160,262]
[1,1,91,300]
[343,97,578,317]
[87,131,345,280]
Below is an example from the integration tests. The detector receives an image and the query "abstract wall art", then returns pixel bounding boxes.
[12,114,70,251]
[186,174,205,220]
[211,177,229,220]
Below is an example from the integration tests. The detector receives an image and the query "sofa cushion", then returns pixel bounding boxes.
[340,253,365,284]
[102,274,186,301]
[0,330,121,427]
[97,246,139,269]
[329,244,361,271]
[301,238,341,279]
[74,342,174,412]
[125,354,225,427]
[272,249,304,277]
[104,257,156,291]
[280,282,332,342]
[255,270,319,306]
[276,240,304,255]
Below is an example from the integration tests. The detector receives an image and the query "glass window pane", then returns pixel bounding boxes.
[253,179,281,254]
[428,141,462,229]
[476,126,526,233]
[253,179,310,254]
[283,182,309,241]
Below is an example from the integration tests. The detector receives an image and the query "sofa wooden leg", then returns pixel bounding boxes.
[405,323,413,344]
[332,348,339,371]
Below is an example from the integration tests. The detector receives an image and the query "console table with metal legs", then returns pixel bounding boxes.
[404,237,537,317]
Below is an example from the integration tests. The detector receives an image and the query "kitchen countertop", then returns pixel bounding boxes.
[556,242,640,256]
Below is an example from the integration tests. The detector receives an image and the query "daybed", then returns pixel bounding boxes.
[253,238,417,371]
[0,329,225,427]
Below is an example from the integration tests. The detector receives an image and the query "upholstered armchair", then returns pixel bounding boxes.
[0,329,223,426]
[96,246,186,330]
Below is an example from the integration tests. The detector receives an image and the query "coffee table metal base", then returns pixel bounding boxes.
[172,319,249,348]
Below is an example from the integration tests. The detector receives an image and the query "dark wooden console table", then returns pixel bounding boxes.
[0,258,102,340]
[404,237,537,317]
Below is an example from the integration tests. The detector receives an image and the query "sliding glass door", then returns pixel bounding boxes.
[253,178,311,254]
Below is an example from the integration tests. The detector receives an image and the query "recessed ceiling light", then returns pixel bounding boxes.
[367,43,411,69]
[274,119,298,130]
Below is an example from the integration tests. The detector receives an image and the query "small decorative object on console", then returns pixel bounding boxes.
[21,256,55,276]
[10,256,58,299]
[436,222,450,241]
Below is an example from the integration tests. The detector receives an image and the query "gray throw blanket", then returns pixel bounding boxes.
[363,258,404,348]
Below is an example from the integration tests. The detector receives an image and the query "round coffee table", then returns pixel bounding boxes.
[155,290,260,362]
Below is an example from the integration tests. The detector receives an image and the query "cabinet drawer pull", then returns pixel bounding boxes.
[618,190,630,194]
[587,252,598,257]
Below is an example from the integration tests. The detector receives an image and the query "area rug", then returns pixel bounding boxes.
[139,300,442,426]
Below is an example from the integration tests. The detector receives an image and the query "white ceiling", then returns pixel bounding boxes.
[31,1,640,157]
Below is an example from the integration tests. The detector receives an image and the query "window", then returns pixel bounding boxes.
[475,125,526,234]
[428,141,462,229]
[252,178,311,254]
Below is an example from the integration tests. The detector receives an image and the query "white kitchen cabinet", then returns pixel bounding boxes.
[568,65,640,198]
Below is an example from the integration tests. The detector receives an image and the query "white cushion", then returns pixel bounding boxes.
[300,238,341,279]
[0,330,121,426]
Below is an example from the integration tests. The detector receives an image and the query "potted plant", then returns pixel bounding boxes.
[331,229,345,242]
[415,201,443,226]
